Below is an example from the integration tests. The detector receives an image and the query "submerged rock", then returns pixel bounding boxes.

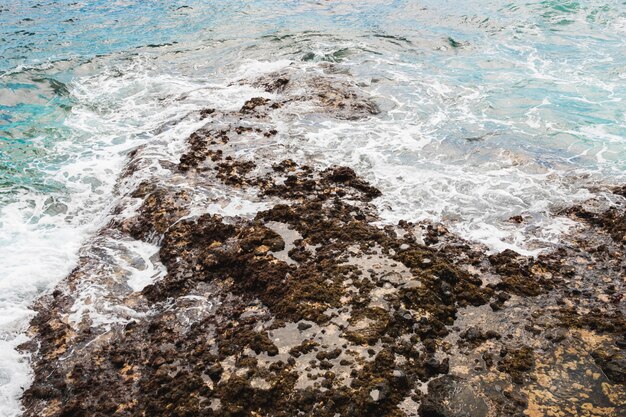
[20,67,626,417]
[419,376,488,417]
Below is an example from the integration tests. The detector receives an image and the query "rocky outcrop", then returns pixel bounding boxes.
[20,66,626,417]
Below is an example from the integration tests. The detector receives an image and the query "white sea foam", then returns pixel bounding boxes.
[261,55,622,255]
[1,10,625,412]
[0,53,270,417]
[118,239,165,293]
[0,194,95,416]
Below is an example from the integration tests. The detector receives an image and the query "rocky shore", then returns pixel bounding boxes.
[20,66,625,417]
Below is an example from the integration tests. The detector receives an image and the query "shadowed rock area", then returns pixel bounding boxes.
[20,67,625,417]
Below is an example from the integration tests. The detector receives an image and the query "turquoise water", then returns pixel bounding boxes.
[0,0,222,195]
[2,1,624,198]
[0,1,625,415]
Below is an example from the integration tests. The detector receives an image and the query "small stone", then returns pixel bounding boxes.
[462,327,482,341]
[370,389,381,402]
[326,348,342,360]
[321,379,333,388]
[297,322,313,331]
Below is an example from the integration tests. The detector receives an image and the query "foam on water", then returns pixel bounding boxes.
[1,1,625,415]
[0,52,251,416]
[115,239,164,293]
[0,173,106,415]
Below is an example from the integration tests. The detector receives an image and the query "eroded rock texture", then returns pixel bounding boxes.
[21,67,625,417]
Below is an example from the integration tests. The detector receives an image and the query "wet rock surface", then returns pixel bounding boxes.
[20,67,625,417]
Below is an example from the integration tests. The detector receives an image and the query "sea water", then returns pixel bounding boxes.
[1,1,625,415]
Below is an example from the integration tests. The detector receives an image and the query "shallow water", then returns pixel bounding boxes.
[0,1,625,415]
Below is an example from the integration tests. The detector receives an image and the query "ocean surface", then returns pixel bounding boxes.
[0,1,625,415]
